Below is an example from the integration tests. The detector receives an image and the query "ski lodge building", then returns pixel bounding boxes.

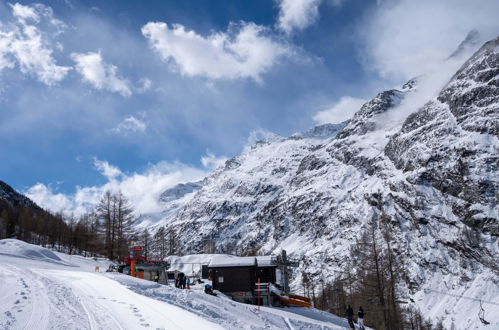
[128,251,311,307]
[207,255,278,305]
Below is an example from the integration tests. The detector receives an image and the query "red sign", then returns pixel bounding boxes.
[133,246,143,251]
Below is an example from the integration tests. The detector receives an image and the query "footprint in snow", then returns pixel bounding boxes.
[140,323,150,327]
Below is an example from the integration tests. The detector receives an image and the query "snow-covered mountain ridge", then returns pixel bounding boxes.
[136,37,499,329]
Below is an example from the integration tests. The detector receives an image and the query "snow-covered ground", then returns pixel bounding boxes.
[0,239,361,329]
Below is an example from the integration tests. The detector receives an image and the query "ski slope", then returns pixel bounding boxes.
[0,239,359,329]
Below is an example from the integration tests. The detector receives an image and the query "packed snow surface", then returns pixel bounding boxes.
[0,239,360,329]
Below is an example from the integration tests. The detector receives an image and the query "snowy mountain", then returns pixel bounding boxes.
[134,37,499,329]
[159,181,202,203]
[0,181,39,209]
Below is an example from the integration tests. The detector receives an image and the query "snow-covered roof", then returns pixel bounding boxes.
[208,255,257,267]
[256,256,277,267]
[166,254,228,274]
[164,254,277,269]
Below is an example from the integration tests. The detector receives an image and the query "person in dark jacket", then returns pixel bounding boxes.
[204,284,217,296]
[358,306,365,329]
[346,305,354,329]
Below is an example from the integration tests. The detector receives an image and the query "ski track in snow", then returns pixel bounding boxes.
[0,252,222,329]
[0,257,223,330]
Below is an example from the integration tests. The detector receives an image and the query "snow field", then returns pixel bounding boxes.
[0,239,357,329]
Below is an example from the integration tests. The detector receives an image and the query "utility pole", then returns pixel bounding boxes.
[277,250,299,293]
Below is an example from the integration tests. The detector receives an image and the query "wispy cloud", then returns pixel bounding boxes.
[313,96,366,125]
[93,157,123,180]
[25,183,75,214]
[71,51,132,96]
[0,3,71,85]
[25,159,211,216]
[201,151,228,170]
[276,0,322,34]
[142,21,293,82]
[136,77,152,93]
[351,0,499,132]
[361,0,499,83]
[110,114,147,135]
[10,2,40,23]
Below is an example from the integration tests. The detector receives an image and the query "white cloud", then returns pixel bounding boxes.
[201,152,228,170]
[313,96,366,124]
[276,0,322,34]
[10,3,40,23]
[141,21,292,82]
[0,3,71,85]
[355,0,499,133]
[25,160,211,216]
[361,0,499,83]
[25,183,74,214]
[136,77,152,93]
[71,51,132,97]
[93,157,123,180]
[110,115,147,135]
[0,31,14,71]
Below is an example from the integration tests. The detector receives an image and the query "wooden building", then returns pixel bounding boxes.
[208,255,278,305]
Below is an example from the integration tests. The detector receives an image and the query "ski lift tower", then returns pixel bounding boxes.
[276,250,299,293]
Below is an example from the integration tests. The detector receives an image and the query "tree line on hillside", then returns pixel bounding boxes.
[304,215,454,330]
[0,191,144,261]
[136,226,178,260]
[0,198,72,250]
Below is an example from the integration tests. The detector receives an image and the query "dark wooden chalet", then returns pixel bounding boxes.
[208,255,278,305]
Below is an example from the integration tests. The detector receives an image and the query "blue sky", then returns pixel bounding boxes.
[1,0,498,215]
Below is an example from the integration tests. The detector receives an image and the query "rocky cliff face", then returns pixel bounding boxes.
[136,37,499,328]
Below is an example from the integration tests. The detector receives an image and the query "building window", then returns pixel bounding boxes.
[218,276,224,283]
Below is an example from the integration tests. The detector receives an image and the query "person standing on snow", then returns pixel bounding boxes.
[346,305,354,330]
[358,306,365,329]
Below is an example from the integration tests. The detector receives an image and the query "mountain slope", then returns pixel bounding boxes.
[0,181,39,209]
[138,37,499,329]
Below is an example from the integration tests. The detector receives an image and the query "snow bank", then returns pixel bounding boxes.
[111,273,351,329]
[0,239,67,265]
